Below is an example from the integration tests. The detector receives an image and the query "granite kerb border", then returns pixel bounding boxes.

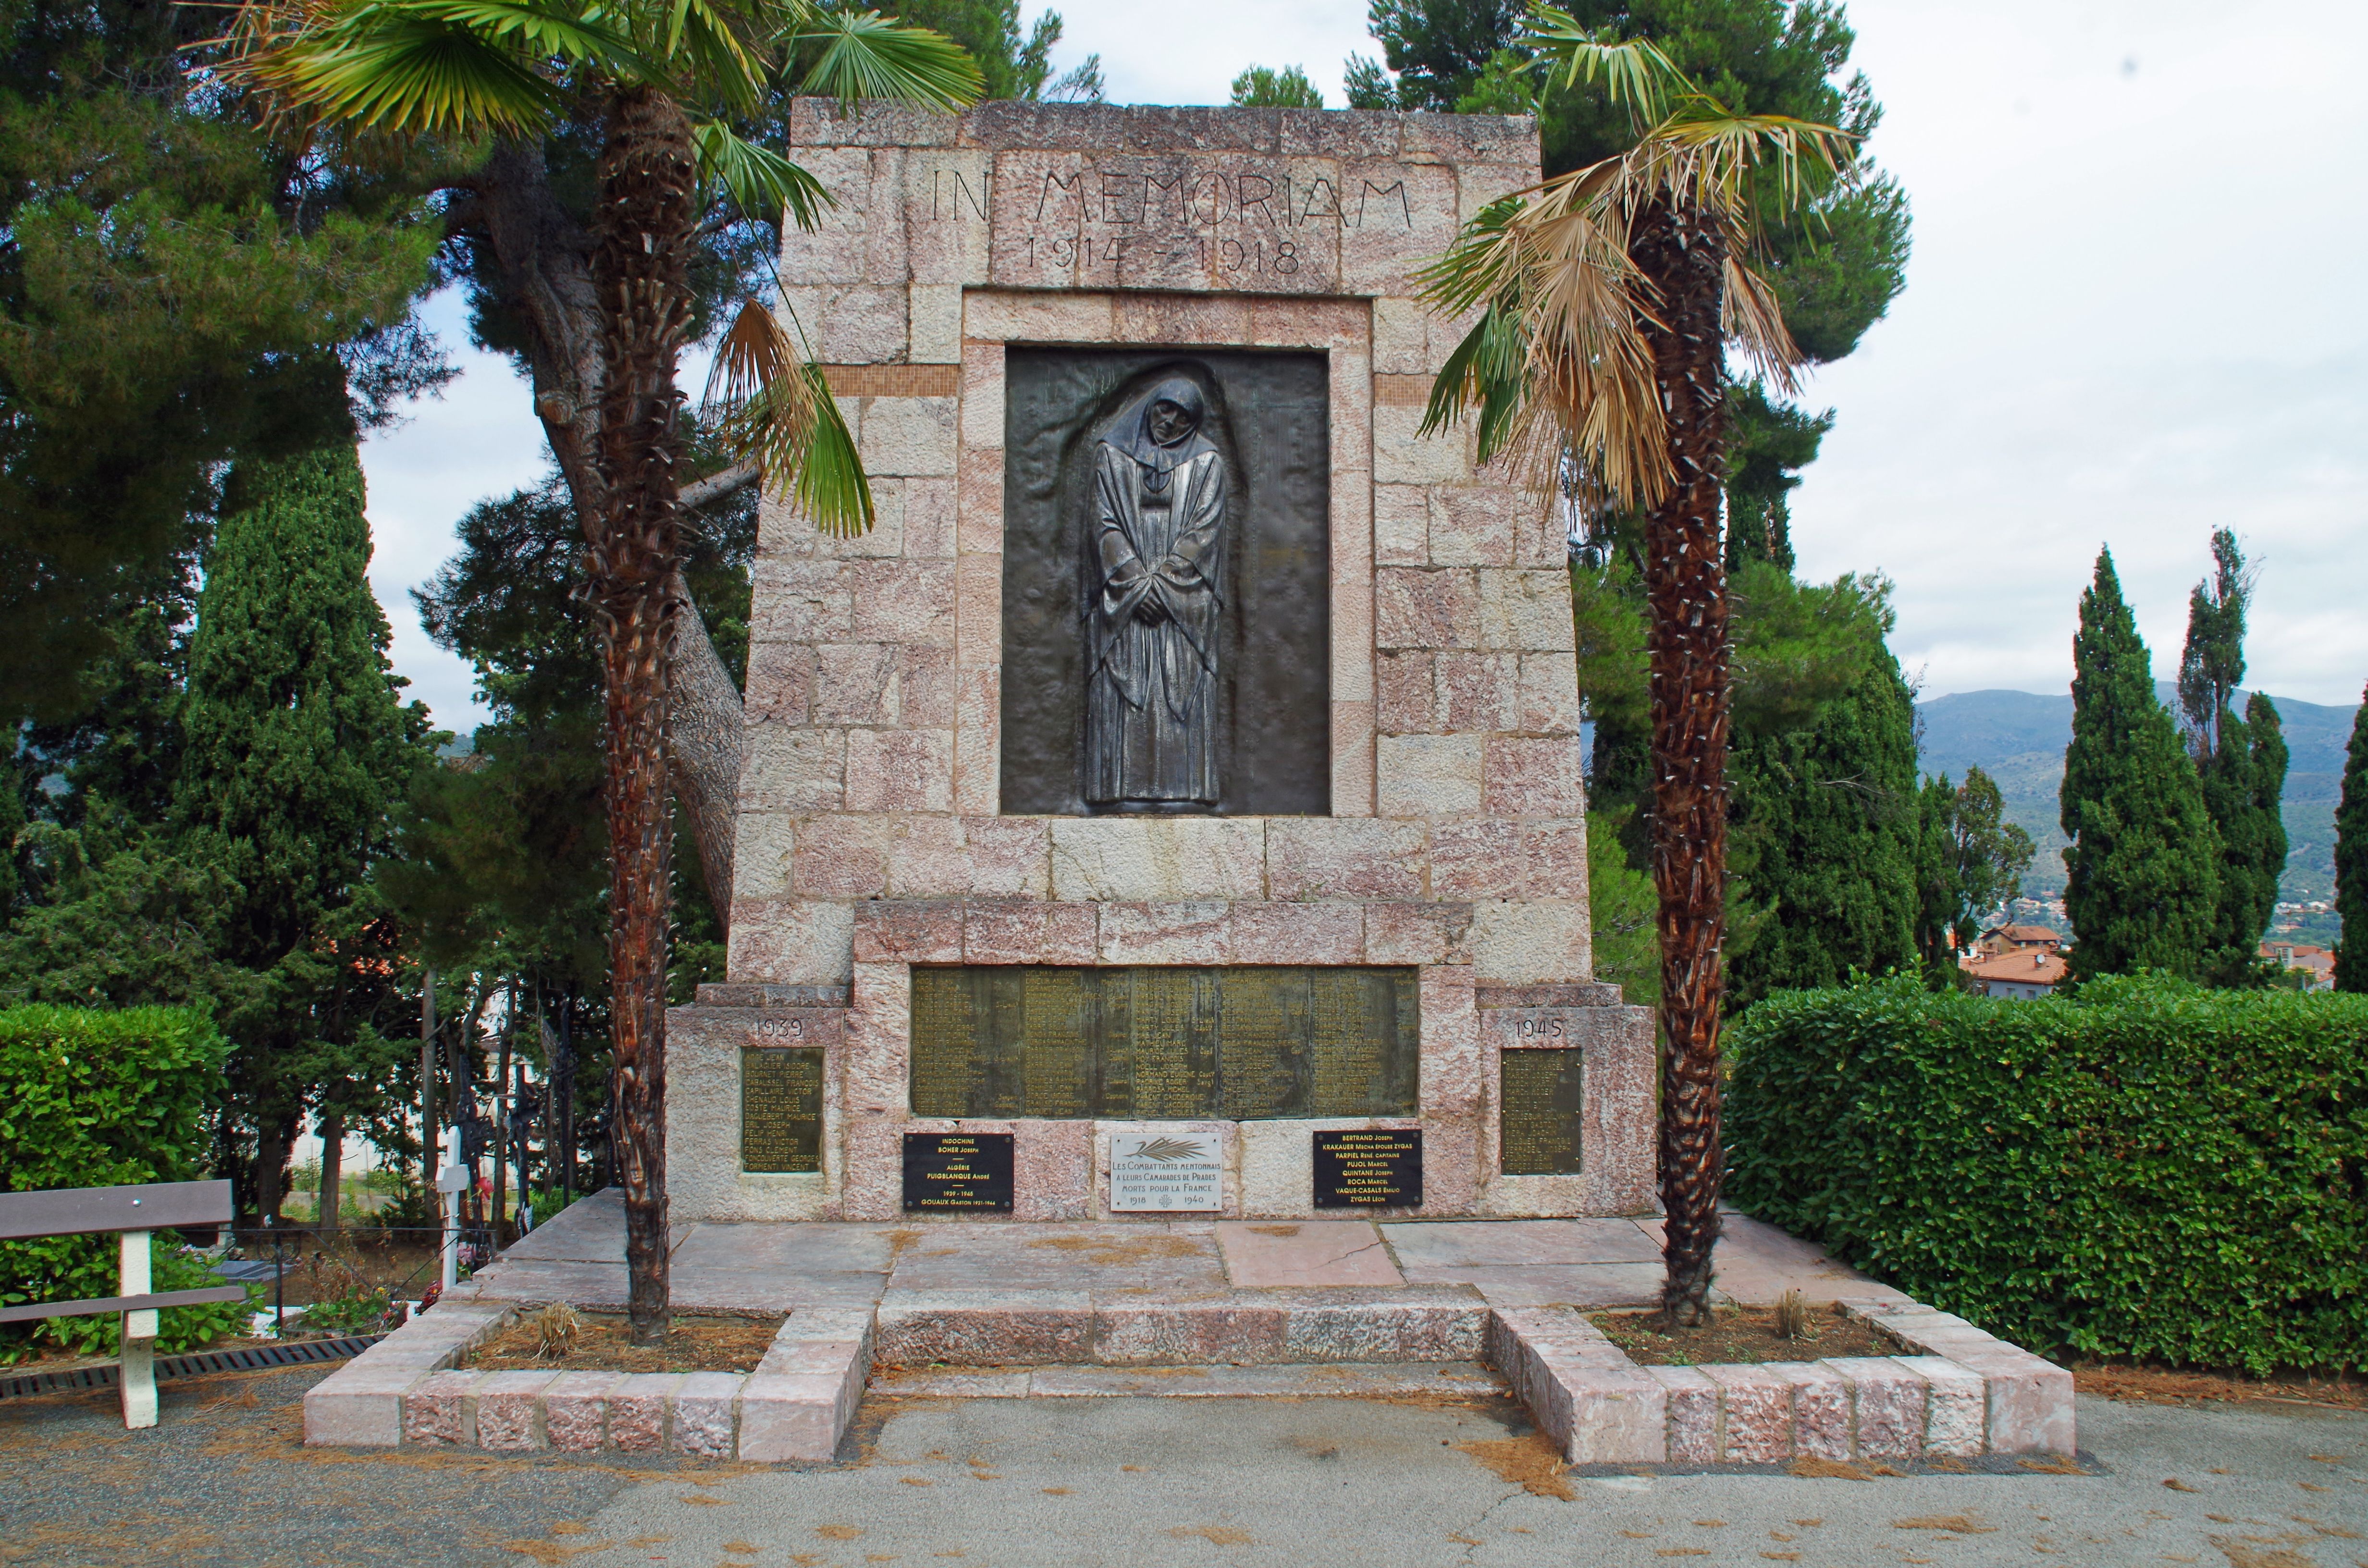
[301,1300,873,1463]
[869,1283,1492,1367]
[1484,1296,2074,1466]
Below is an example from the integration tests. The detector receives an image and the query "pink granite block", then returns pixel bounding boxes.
[902,476,958,560]
[883,815,973,898]
[1431,821,1587,899]
[844,727,953,813]
[738,1372,855,1463]
[873,1291,1095,1365]
[963,899,1097,964]
[848,559,955,646]
[811,642,901,724]
[900,645,959,726]
[1277,1294,1487,1364]
[1428,484,1517,567]
[1362,901,1474,965]
[1227,901,1367,964]
[1333,699,1376,818]
[1563,1364,1667,1464]
[1097,901,1230,964]
[957,817,1051,899]
[1765,1360,1851,1460]
[1513,653,1583,734]
[1705,1364,1794,1462]
[757,1339,870,1377]
[303,1365,423,1447]
[1433,652,1517,732]
[1374,567,1478,650]
[400,1370,478,1447]
[1647,1364,1719,1464]
[1483,736,1586,817]
[671,1372,742,1457]
[851,900,964,962]
[1092,1300,1287,1365]
[606,1374,684,1453]
[541,1372,622,1453]
[744,640,815,724]
[1013,1118,1094,1221]
[473,1371,556,1451]
[1900,1356,1987,1457]
[1266,819,1428,901]
[1375,650,1436,732]
[792,813,892,899]
[1822,1357,1927,1461]
[1945,1341,2075,1455]
[956,446,1003,555]
[954,552,1000,668]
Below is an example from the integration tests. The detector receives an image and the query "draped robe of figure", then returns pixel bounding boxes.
[1085,380,1227,808]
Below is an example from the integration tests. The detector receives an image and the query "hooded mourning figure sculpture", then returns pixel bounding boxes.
[1084,375,1228,810]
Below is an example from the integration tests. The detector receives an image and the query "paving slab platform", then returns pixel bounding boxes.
[300,1192,2072,1466]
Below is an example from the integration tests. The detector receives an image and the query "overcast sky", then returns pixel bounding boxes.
[360,0,2368,734]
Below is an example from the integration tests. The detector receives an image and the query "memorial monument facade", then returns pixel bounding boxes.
[667,100,1653,1224]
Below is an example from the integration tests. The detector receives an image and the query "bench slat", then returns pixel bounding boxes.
[0,1180,233,1239]
[0,1285,251,1324]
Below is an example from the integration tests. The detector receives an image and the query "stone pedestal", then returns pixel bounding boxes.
[669,100,1652,1224]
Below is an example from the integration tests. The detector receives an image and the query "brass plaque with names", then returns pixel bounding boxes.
[740,1046,824,1173]
[1499,1046,1585,1175]
[909,966,1418,1121]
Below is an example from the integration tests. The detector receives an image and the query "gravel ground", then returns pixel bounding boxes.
[2,1366,2363,1568]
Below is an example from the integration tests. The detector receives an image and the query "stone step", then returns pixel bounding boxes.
[873,1360,1508,1400]
[871,1283,1490,1367]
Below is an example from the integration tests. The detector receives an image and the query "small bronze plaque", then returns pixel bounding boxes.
[901,1132,1015,1213]
[1499,1046,1586,1175]
[740,1046,824,1174]
[909,966,1418,1121]
[1312,1128,1422,1209]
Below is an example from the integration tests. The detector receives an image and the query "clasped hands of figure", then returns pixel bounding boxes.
[1129,555,1199,626]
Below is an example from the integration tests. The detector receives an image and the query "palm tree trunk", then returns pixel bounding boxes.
[1633,197,1733,1328]
[589,85,699,1347]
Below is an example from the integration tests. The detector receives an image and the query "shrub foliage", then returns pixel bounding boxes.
[0,1005,247,1358]
[1727,976,2368,1373]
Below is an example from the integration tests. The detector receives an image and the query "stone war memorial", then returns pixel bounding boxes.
[302,102,2075,1474]
[665,97,1658,1226]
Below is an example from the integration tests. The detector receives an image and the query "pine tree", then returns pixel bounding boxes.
[2337,683,2368,993]
[2177,529,2287,980]
[1726,649,1923,1004]
[2062,549,2219,978]
[176,441,431,1218]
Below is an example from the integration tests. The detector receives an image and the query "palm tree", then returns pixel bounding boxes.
[222,0,980,1342]
[1418,12,1853,1326]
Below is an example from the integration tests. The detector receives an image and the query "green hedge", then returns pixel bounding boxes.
[1727,975,2368,1374]
[0,1005,246,1359]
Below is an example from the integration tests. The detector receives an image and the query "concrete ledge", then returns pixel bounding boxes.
[302,1303,871,1462]
[1485,1298,2076,1464]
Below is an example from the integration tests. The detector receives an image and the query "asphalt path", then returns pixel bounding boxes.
[2,1366,2362,1568]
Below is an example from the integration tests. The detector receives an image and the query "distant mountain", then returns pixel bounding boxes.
[1916,685,2358,904]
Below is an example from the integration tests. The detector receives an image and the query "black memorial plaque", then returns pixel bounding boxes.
[901,1132,1016,1213]
[1498,1046,1586,1175]
[1312,1128,1422,1209]
[909,965,1417,1120]
[740,1046,824,1173]
[1000,349,1332,816]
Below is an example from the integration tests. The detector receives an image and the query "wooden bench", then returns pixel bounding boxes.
[0,1180,248,1427]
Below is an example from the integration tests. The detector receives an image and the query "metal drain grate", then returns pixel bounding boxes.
[0,1333,383,1401]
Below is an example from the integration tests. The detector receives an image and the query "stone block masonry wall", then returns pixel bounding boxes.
[689,101,1635,1224]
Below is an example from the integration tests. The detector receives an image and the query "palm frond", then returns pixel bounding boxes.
[796,11,981,110]
[703,297,875,538]
[692,119,830,228]
[654,0,767,110]
[1520,8,1683,127]
[216,0,647,136]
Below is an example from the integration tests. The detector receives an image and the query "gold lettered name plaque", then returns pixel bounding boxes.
[1498,1045,1585,1175]
[740,1046,825,1173]
[909,966,1418,1120]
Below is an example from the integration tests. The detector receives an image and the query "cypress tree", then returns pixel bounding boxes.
[2062,549,2219,978]
[1727,650,1922,1004]
[2337,683,2368,993]
[2177,529,2287,980]
[177,441,429,1218]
